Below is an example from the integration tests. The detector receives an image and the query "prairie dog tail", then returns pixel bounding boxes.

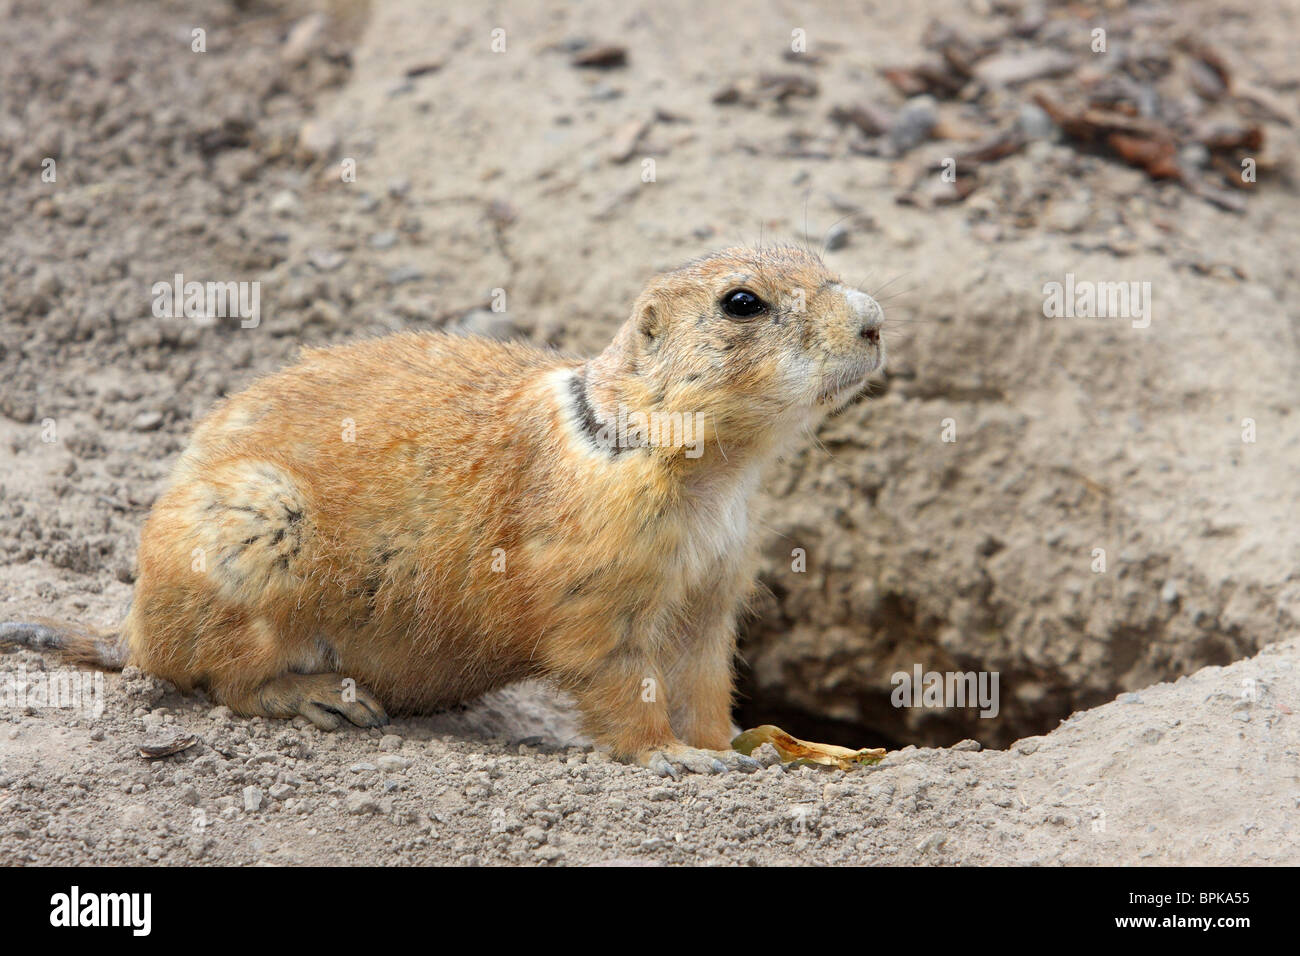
[0,619,129,670]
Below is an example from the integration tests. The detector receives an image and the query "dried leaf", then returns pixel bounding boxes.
[139,732,199,760]
[572,45,627,69]
[973,49,1075,86]
[829,103,892,137]
[1107,132,1182,179]
[732,725,886,770]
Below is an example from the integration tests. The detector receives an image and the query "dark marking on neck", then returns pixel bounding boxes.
[569,368,621,456]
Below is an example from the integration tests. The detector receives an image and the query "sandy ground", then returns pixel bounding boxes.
[2,639,1295,866]
[1,0,1298,865]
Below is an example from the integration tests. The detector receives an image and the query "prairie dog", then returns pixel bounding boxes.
[3,246,884,777]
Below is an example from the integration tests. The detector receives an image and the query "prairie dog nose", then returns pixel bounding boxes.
[843,287,883,343]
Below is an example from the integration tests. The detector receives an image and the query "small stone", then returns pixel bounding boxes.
[345,793,380,815]
[386,266,423,286]
[130,411,164,432]
[270,191,299,214]
[1160,580,1179,603]
[823,222,850,251]
[917,832,947,853]
[298,120,338,158]
[377,755,411,772]
[308,249,346,273]
[534,845,564,861]
[378,734,403,752]
[242,786,264,812]
[951,739,981,752]
[146,845,163,861]
[889,96,937,152]
[1016,103,1056,140]
[33,267,63,299]
[1179,144,1210,171]
[178,785,200,807]
[1047,199,1090,234]
[282,13,326,65]
[369,230,398,250]
[572,44,627,69]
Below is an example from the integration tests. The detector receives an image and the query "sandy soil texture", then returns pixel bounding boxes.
[1,0,1297,865]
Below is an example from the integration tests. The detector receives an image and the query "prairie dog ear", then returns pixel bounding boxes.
[635,299,663,351]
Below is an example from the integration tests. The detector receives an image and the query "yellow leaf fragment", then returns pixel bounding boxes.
[731,724,886,770]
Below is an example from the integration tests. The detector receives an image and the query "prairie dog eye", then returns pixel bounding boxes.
[721,289,766,319]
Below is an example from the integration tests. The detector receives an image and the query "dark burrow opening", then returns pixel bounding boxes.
[731,644,1114,753]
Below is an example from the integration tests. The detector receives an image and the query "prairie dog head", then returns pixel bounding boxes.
[586,245,885,458]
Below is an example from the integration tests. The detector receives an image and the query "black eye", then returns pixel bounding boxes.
[722,289,766,319]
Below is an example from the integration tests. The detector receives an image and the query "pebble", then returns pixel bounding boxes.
[1016,103,1056,140]
[916,832,947,853]
[130,411,164,432]
[378,734,403,752]
[308,248,346,273]
[298,120,338,158]
[377,755,411,772]
[1179,144,1210,170]
[823,222,850,251]
[889,96,937,152]
[386,266,423,286]
[242,786,264,812]
[1046,199,1090,234]
[345,793,380,815]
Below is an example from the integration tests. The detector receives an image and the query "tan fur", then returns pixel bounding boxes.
[116,245,884,765]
